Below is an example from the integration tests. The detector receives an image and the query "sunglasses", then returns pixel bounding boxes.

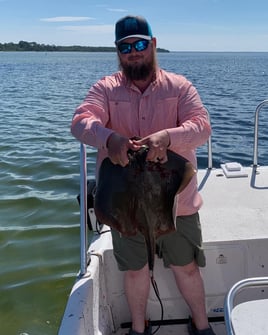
[117,39,150,55]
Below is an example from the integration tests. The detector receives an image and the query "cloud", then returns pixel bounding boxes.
[94,4,127,11]
[40,17,94,23]
[107,8,128,12]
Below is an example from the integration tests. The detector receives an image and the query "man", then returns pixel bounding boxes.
[71,15,214,335]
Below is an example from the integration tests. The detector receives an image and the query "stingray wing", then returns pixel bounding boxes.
[94,158,138,236]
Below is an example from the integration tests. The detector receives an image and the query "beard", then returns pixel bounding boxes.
[119,52,157,81]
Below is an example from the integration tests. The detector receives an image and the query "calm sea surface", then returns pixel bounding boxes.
[0,51,268,334]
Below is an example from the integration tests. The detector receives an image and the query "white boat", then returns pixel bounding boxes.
[58,100,268,335]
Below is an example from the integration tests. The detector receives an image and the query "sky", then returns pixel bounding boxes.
[0,0,268,52]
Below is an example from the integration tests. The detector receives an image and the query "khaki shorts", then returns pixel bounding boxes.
[111,212,206,271]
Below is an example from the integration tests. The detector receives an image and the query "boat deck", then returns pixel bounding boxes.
[199,165,268,243]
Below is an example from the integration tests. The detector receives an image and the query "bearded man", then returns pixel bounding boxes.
[71,15,215,335]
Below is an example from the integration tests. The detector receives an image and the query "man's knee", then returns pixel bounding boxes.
[125,263,150,279]
[171,260,200,278]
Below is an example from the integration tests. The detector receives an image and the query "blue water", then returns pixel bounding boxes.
[0,51,268,334]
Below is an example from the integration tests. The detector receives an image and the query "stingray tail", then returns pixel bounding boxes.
[150,261,164,331]
[144,229,155,272]
[144,229,164,327]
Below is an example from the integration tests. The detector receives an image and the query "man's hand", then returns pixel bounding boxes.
[132,130,170,163]
[107,133,141,166]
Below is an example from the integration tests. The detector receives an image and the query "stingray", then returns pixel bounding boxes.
[94,147,196,271]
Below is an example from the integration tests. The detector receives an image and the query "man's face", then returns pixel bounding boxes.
[117,37,157,81]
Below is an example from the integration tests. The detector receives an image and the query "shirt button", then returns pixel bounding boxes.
[142,116,145,120]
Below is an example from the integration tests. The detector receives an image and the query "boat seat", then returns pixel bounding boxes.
[224,277,268,335]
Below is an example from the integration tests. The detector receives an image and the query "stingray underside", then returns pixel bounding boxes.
[94,148,195,238]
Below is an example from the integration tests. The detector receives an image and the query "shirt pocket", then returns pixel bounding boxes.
[152,97,179,128]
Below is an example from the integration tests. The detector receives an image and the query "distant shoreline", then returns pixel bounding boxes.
[0,40,169,53]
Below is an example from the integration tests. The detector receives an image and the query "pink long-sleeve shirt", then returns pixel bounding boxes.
[71,68,211,216]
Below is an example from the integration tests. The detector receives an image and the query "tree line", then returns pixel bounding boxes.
[0,40,169,52]
[0,41,116,52]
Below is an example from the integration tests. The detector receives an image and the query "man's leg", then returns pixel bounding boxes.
[170,261,209,331]
[124,263,150,333]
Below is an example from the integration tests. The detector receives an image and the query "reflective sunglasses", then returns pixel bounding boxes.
[117,39,150,55]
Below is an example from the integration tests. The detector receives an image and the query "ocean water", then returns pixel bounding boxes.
[0,51,268,335]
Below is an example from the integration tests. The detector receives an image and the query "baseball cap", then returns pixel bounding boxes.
[115,15,153,43]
